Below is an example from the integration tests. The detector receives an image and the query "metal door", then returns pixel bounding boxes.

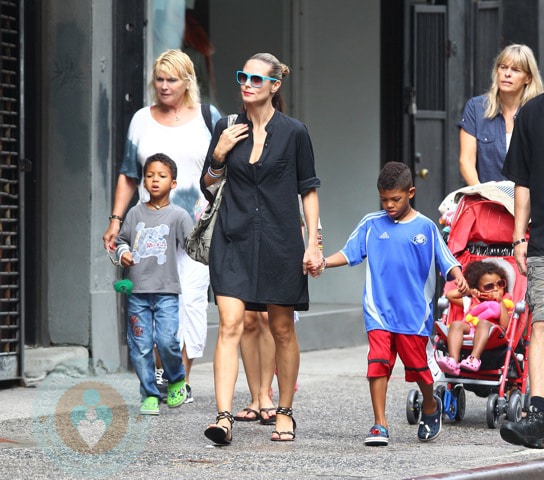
[471,1,501,98]
[0,0,24,381]
[409,4,448,223]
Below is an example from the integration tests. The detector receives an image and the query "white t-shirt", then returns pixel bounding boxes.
[119,105,220,222]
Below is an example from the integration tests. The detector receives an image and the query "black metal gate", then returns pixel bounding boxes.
[409,4,448,223]
[0,0,23,381]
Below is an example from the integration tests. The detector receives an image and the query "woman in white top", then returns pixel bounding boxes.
[103,49,220,398]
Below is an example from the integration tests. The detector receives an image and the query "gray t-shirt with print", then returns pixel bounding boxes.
[115,203,194,294]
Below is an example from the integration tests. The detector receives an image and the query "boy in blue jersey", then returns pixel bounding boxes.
[323,162,468,446]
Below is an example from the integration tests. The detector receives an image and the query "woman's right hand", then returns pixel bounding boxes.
[213,123,249,163]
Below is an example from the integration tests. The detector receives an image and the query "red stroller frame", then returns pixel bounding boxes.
[406,193,531,429]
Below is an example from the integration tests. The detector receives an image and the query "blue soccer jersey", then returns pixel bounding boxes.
[341,211,460,336]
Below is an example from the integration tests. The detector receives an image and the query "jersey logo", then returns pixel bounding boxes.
[379,232,390,239]
[412,233,427,245]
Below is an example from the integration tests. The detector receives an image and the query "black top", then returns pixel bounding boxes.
[502,92,544,256]
[200,110,320,311]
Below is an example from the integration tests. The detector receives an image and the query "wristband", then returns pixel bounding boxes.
[512,238,526,247]
[208,166,225,179]
[109,214,123,223]
[210,157,225,170]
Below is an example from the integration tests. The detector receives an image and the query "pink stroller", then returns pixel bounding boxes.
[406,190,531,428]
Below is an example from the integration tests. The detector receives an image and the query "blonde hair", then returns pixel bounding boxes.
[149,49,200,107]
[485,44,543,118]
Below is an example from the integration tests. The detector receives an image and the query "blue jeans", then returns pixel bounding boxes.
[127,293,185,399]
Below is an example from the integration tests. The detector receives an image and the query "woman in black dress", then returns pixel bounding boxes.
[202,52,322,444]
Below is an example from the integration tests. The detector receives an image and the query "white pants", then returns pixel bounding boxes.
[176,249,210,359]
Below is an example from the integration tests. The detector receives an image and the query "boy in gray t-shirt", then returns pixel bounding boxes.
[115,153,194,415]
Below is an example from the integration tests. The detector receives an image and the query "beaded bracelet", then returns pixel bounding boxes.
[208,166,225,179]
[109,214,123,223]
[320,258,327,274]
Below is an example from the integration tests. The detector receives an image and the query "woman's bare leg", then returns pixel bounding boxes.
[208,296,245,433]
[268,305,299,437]
[236,311,260,418]
[257,311,276,420]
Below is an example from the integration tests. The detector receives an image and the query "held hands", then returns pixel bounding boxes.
[303,247,323,278]
[454,276,469,296]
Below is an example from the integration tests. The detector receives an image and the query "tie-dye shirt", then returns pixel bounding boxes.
[119,105,220,222]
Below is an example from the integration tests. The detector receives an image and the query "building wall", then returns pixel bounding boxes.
[297,0,380,304]
[41,1,93,345]
[39,0,122,365]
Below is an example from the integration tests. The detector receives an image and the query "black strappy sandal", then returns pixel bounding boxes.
[270,406,296,442]
[204,411,234,445]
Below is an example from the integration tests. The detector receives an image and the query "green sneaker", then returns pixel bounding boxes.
[167,379,187,408]
[140,396,160,415]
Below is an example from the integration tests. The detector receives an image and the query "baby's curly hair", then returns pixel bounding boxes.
[464,260,508,290]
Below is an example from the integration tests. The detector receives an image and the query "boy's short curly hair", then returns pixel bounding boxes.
[377,162,413,191]
[464,260,508,289]
[144,153,177,180]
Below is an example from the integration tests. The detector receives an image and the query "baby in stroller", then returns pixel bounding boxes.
[437,260,514,375]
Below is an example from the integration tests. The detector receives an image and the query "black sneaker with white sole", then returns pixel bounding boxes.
[155,368,168,401]
[184,383,194,404]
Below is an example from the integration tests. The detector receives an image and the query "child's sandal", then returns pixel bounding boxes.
[460,355,481,372]
[271,406,296,442]
[204,411,234,445]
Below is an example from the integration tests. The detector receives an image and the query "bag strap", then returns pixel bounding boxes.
[227,114,238,127]
[201,103,213,134]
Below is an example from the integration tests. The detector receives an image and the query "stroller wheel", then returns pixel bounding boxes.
[486,393,500,429]
[453,385,466,422]
[406,389,421,425]
[507,390,523,423]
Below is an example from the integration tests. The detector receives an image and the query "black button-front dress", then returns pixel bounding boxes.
[200,110,321,311]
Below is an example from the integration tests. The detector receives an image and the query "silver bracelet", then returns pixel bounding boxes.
[208,165,225,179]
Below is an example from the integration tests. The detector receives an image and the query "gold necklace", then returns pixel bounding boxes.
[149,201,169,210]
[167,106,183,121]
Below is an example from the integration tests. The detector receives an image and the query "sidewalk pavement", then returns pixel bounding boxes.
[2,344,544,479]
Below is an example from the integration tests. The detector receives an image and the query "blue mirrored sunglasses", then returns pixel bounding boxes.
[236,70,278,88]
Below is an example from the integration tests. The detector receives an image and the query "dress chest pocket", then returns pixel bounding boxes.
[270,155,291,178]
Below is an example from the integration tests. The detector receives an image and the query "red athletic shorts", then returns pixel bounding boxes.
[367,329,433,385]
